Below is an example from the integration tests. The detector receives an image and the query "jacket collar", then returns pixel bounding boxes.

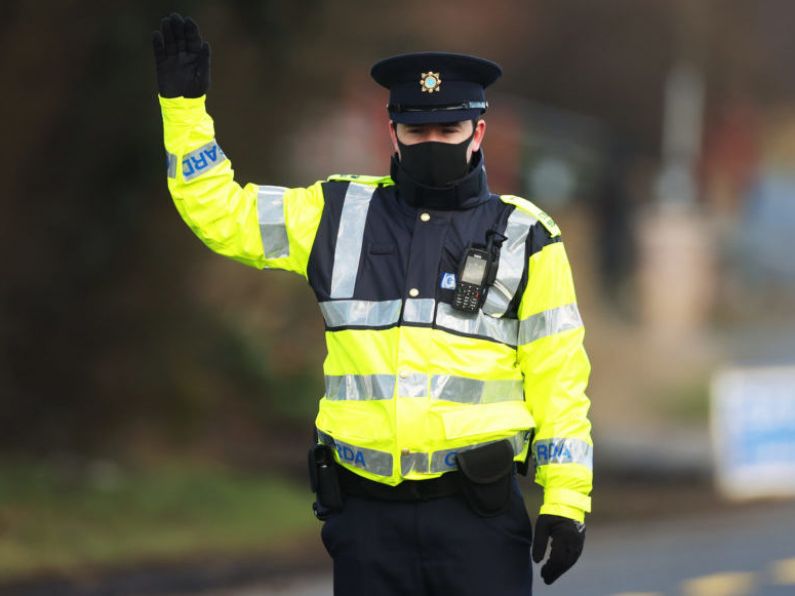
[390,150,491,210]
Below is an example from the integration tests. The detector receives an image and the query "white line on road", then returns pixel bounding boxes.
[770,557,795,585]
[681,571,755,596]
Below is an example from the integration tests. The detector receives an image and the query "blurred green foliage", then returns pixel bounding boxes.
[653,376,712,424]
[0,459,315,579]
[0,1,331,460]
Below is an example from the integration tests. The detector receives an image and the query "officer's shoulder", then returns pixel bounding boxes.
[327,173,395,187]
[498,194,561,238]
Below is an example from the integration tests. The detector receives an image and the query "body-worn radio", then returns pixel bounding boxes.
[451,230,506,313]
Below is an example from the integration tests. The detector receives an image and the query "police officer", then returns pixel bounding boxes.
[153,13,593,596]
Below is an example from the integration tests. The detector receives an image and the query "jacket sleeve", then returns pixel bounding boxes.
[516,226,593,523]
[160,95,324,277]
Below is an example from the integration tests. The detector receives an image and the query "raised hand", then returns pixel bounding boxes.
[152,13,210,98]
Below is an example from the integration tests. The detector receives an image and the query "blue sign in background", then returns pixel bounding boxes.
[712,367,795,498]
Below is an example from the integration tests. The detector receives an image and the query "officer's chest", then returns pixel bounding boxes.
[307,184,517,319]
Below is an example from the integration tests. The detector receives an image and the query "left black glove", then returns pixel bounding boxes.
[151,13,210,98]
[532,514,586,585]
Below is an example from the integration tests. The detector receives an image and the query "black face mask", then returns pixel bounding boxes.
[396,127,476,188]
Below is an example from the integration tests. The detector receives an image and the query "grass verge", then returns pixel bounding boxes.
[0,459,317,581]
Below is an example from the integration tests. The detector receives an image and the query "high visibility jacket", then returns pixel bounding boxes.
[159,95,593,521]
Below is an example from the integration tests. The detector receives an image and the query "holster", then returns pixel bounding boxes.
[308,443,343,520]
[455,439,515,517]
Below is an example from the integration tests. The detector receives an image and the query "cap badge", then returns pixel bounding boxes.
[420,71,442,93]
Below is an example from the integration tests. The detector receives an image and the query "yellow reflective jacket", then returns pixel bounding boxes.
[159,95,593,522]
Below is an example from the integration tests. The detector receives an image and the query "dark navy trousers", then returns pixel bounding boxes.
[321,480,534,595]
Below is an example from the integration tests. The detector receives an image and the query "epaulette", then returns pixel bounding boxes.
[499,195,561,237]
[327,174,395,187]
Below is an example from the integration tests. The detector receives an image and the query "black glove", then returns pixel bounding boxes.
[152,13,210,98]
[531,514,586,585]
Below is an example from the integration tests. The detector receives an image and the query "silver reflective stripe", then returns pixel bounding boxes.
[518,303,583,345]
[182,139,227,181]
[435,302,519,347]
[482,208,536,317]
[430,431,529,473]
[403,298,436,324]
[257,185,289,259]
[401,451,430,475]
[533,438,593,468]
[318,429,530,477]
[330,183,376,298]
[319,299,402,328]
[431,376,524,404]
[318,431,393,477]
[322,373,523,403]
[166,151,177,178]
[398,373,428,398]
[325,374,395,401]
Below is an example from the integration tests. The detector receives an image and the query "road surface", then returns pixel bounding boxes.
[205,499,795,596]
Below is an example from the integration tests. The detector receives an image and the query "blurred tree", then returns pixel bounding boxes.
[0,1,327,460]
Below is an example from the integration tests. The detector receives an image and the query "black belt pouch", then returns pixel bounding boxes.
[308,444,343,519]
[455,439,515,517]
